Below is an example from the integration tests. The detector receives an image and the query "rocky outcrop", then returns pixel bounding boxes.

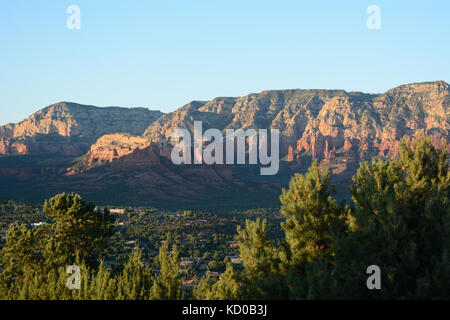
[0,81,448,207]
[69,133,174,173]
[143,90,348,155]
[66,80,450,178]
[323,140,336,160]
[0,102,163,156]
[287,145,294,162]
[87,134,151,166]
[143,81,449,163]
[294,81,449,160]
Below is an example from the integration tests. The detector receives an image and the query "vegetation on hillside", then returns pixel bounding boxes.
[0,136,448,299]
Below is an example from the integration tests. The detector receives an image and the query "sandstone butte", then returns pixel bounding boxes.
[0,80,448,205]
[1,81,449,165]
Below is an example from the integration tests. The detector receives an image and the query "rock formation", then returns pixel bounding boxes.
[0,81,448,207]
[0,102,163,156]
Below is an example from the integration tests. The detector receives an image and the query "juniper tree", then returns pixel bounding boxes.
[43,193,114,268]
[194,263,240,300]
[279,161,347,269]
[150,234,182,300]
[116,247,153,300]
[334,135,449,299]
[235,218,287,299]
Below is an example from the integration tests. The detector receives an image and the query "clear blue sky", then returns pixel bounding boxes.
[1,0,449,125]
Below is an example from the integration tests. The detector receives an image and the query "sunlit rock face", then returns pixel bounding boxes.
[143,81,449,162]
[0,102,163,156]
[0,81,448,206]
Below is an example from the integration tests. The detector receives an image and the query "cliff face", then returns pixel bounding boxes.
[69,133,177,173]
[143,81,449,162]
[68,133,152,173]
[295,81,449,161]
[143,90,347,155]
[0,102,163,156]
[3,82,447,162]
[0,81,448,207]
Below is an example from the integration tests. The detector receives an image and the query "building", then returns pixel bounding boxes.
[206,271,222,282]
[228,256,240,264]
[228,241,239,249]
[110,208,125,214]
[180,260,194,268]
[182,279,198,292]
[30,222,47,228]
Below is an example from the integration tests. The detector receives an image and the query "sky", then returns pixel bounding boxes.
[0,0,449,125]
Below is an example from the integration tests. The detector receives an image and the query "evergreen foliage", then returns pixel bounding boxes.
[0,135,447,299]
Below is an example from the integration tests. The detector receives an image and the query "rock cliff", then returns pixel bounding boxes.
[0,102,163,156]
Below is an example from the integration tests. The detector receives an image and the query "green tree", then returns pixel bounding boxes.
[280,161,346,268]
[194,263,240,300]
[43,193,114,267]
[334,135,449,299]
[236,219,279,279]
[116,247,153,300]
[0,223,65,284]
[150,235,182,300]
[235,218,286,299]
[0,193,115,298]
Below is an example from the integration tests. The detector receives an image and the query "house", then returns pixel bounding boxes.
[30,222,47,228]
[206,271,222,281]
[228,256,240,264]
[228,241,239,249]
[182,279,198,291]
[110,208,125,214]
[180,260,194,268]
[181,257,202,263]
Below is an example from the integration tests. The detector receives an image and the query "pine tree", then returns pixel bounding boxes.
[43,193,114,268]
[116,247,153,300]
[334,135,449,299]
[194,263,240,300]
[236,219,279,279]
[150,235,182,300]
[235,218,287,299]
[280,161,346,269]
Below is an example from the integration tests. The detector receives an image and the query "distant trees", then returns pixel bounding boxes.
[43,193,114,268]
[331,136,449,299]
[197,135,449,300]
[150,234,182,300]
[0,194,182,300]
[280,161,347,268]
[194,263,240,300]
[0,135,448,299]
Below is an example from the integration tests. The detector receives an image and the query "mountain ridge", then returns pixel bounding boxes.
[0,81,448,208]
[0,102,163,155]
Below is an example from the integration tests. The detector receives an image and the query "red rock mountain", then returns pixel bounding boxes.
[0,81,448,208]
[0,102,163,156]
[142,80,449,163]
